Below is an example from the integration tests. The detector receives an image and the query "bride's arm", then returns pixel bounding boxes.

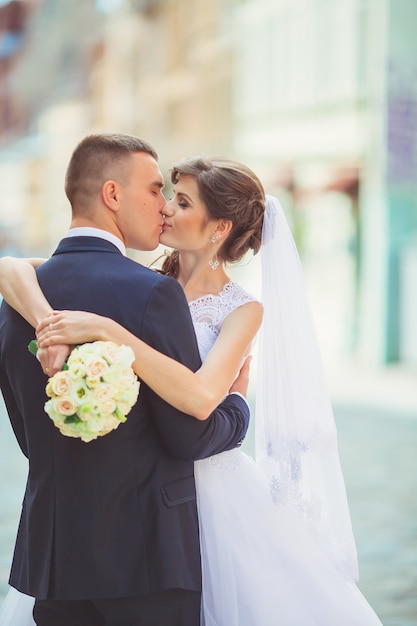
[0,257,72,371]
[0,256,262,419]
[37,302,263,420]
[0,256,52,326]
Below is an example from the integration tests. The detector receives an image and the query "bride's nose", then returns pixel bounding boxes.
[163,200,175,216]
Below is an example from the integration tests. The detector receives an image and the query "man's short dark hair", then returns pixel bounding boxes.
[65,133,158,210]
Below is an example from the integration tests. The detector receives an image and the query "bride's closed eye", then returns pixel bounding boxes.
[170,195,189,208]
[166,195,186,205]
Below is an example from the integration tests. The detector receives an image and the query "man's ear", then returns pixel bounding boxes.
[102,180,120,212]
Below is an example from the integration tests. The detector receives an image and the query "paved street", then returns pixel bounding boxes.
[0,389,416,625]
[335,401,417,626]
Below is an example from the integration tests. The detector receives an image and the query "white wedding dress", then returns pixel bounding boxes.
[191,281,383,625]
[0,281,383,626]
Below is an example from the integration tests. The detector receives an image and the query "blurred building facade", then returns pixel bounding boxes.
[0,0,416,367]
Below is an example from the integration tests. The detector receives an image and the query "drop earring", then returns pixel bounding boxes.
[209,234,220,270]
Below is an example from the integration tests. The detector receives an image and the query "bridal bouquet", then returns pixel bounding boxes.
[30,340,140,443]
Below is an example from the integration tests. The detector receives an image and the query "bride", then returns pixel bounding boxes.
[0,156,383,624]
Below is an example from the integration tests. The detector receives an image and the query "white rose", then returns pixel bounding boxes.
[59,424,80,439]
[77,342,101,358]
[100,363,121,384]
[119,369,137,386]
[67,360,86,380]
[115,380,140,407]
[85,376,100,389]
[73,379,91,403]
[117,344,135,368]
[95,397,117,417]
[100,341,121,365]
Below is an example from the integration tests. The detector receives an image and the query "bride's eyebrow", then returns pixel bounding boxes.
[173,189,194,204]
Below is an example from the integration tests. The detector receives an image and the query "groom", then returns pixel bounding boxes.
[0,134,250,625]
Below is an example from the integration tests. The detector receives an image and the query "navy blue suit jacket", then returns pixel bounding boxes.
[0,237,249,600]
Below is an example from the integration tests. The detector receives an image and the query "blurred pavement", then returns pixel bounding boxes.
[329,361,417,626]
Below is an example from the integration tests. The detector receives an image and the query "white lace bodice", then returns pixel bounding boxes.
[189,281,257,362]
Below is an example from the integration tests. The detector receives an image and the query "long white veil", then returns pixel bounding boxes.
[255,195,358,581]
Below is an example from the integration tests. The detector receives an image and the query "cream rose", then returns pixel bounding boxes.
[47,371,73,397]
[55,396,77,416]
[41,340,140,443]
[84,356,109,379]
[93,383,115,403]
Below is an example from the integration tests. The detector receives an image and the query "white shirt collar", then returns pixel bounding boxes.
[63,227,126,256]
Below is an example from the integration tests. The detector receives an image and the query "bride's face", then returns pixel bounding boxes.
[160,175,218,254]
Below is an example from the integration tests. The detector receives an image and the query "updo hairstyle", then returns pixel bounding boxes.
[161,156,265,278]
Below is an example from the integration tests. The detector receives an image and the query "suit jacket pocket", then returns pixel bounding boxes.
[161,476,196,507]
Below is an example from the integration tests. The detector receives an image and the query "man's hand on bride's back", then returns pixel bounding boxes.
[229,355,252,398]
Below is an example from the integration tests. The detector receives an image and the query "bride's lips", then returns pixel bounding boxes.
[160,221,171,236]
